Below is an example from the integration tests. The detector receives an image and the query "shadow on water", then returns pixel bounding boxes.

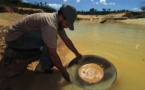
[0,66,70,90]
[0,58,70,90]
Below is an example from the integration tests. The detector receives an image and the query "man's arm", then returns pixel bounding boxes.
[59,32,82,58]
[47,47,70,82]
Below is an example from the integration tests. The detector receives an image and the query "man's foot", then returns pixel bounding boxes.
[35,63,53,74]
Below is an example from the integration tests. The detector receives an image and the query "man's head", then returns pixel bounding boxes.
[58,5,77,30]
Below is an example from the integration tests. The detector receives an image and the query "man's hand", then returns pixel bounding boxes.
[62,71,70,82]
[48,47,70,82]
[76,53,82,59]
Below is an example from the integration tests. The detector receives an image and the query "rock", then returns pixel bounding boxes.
[99,19,107,23]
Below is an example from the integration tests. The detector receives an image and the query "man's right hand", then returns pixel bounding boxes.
[47,47,70,82]
[62,71,70,82]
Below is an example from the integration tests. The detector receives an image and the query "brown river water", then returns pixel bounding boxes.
[1,21,145,90]
[62,21,145,90]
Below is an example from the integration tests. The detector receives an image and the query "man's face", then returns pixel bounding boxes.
[61,19,68,29]
[59,14,69,30]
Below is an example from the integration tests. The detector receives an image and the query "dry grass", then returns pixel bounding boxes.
[0,12,27,27]
[18,7,43,11]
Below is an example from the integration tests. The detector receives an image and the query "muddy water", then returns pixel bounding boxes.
[61,21,145,90]
[1,21,145,90]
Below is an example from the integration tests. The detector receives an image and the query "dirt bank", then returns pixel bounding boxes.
[0,6,43,14]
[77,12,145,25]
[0,13,27,27]
[116,18,145,25]
[77,12,128,23]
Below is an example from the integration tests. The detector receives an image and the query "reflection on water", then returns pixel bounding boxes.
[62,21,145,90]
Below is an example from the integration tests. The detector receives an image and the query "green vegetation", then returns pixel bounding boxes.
[77,8,130,15]
[140,1,145,12]
[0,0,144,19]
[131,14,145,18]
[141,6,145,12]
[129,12,145,19]
[0,0,56,12]
[78,5,145,15]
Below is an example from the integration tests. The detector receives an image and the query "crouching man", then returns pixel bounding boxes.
[2,5,82,82]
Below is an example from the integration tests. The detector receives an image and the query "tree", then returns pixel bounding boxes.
[40,2,43,7]
[89,8,95,12]
[45,2,47,6]
[139,1,145,12]
[0,0,22,5]
[102,8,106,12]
[107,8,111,12]
[141,6,145,12]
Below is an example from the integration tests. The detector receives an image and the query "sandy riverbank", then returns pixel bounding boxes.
[116,18,145,25]
[77,12,145,25]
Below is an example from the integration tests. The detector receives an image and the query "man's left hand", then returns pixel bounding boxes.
[76,53,82,59]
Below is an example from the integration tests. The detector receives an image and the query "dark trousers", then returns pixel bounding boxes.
[6,31,54,69]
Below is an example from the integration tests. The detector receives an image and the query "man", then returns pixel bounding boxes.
[2,5,82,82]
